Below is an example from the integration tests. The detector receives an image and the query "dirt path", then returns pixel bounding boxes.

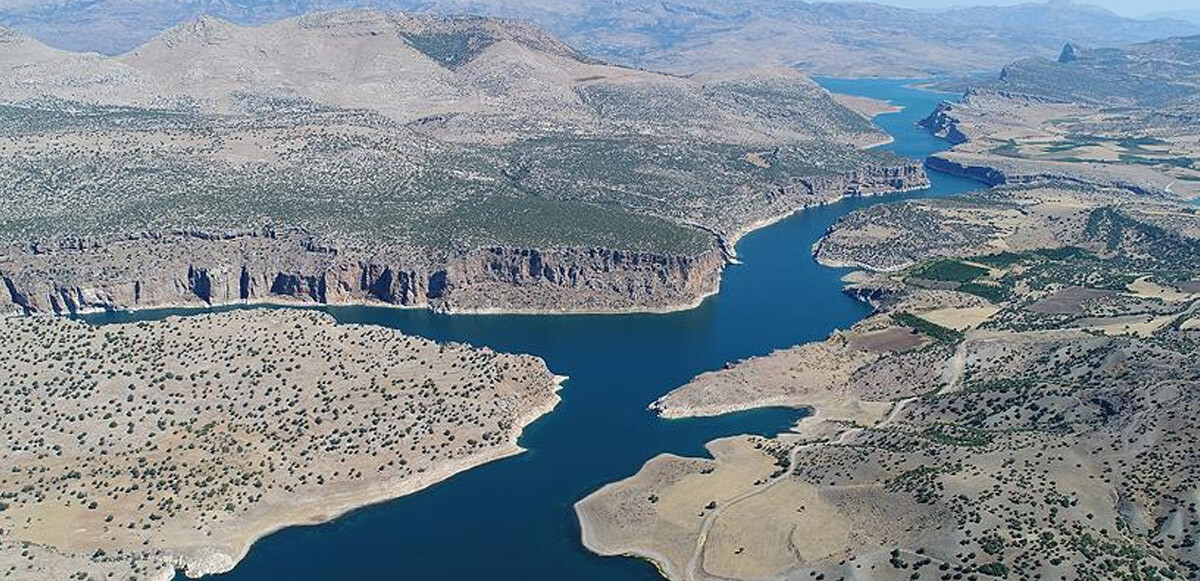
[684,424,864,581]
[683,340,971,580]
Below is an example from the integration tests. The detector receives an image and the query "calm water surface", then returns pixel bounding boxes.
[89,79,981,580]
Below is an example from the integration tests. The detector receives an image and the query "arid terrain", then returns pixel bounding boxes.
[923,37,1200,201]
[2,0,1197,77]
[578,34,1200,581]
[579,183,1200,581]
[0,308,562,580]
[0,8,937,581]
[0,11,926,315]
[5,3,1200,581]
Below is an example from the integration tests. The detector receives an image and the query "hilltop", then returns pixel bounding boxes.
[986,34,1200,106]
[4,11,883,145]
[2,0,1197,76]
[0,11,922,315]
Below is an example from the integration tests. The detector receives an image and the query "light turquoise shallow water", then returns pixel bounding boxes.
[87,78,982,581]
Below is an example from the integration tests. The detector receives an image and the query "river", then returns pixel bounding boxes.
[86,78,983,581]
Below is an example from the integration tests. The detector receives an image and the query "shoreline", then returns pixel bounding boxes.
[575,488,684,581]
[722,182,931,261]
[11,182,931,322]
[170,373,568,578]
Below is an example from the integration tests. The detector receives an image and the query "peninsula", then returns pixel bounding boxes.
[0,309,562,580]
[579,34,1200,581]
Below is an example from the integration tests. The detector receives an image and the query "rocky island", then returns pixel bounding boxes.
[0,308,562,580]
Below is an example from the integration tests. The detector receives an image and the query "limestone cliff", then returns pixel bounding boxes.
[0,229,726,315]
[918,101,969,145]
[0,159,929,316]
[926,153,1169,198]
[724,161,930,244]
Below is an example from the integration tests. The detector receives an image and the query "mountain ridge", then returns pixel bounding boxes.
[3,0,1197,75]
[0,8,923,318]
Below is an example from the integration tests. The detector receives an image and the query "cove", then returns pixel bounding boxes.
[85,79,984,581]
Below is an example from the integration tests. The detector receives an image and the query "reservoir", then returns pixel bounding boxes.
[88,78,983,580]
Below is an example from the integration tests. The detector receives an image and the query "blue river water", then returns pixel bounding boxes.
[87,79,982,580]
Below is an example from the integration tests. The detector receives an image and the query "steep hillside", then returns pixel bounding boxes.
[103,11,881,146]
[0,24,151,104]
[986,35,1200,106]
[0,12,921,315]
[2,0,1197,76]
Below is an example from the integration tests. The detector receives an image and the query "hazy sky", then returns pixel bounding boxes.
[847,0,1193,17]
[0,0,1191,19]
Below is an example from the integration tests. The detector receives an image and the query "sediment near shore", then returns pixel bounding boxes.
[0,309,564,580]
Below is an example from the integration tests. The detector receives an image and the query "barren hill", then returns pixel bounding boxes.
[3,0,1198,76]
[28,10,885,146]
[0,11,922,315]
[985,35,1200,107]
[0,24,151,105]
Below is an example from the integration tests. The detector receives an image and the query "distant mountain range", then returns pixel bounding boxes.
[1143,9,1200,25]
[982,34,1200,107]
[0,9,907,268]
[1,0,1197,75]
[0,11,878,147]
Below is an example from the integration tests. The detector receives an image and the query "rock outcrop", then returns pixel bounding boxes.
[0,229,726,315]
[926,153,1170,198]
[0,158,928,316]
[918,101,970,144]
[802,162,929,198]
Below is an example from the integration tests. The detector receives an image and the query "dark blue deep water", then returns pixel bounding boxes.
[88,79,982,580]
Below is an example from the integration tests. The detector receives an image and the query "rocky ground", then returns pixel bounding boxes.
[577,37,1200,580]
[578,183,1200,581]
[0,308,562,580]
[0,10,926,315]
[921,37,1200,202]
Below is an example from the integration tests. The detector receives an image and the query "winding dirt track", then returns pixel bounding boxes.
[683,336,972,580]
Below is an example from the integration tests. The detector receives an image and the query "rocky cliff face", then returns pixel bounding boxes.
[724,161,930,245]
[919,101,970,145]
[0,158,928,316]
[802,162,929,198]
[924,155,1007,186]
[0,229,725,315]
[926,154,1169,198]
